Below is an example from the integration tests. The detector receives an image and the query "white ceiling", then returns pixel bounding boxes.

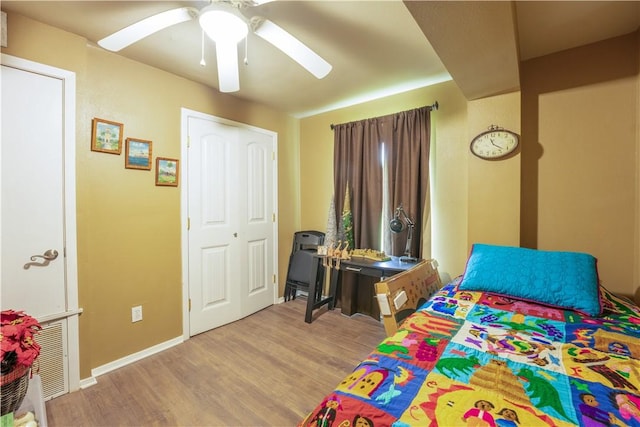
[2,1,639,118]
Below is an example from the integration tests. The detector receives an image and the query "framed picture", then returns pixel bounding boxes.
[155,157,179,187]
[125,138,152,170]
[91,118,123,154]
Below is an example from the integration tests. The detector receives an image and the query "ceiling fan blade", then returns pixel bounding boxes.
[253,19,332,79]
[98,7,198,52]
[216,41,241,93]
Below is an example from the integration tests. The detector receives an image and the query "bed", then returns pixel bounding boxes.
[299,244,640,427]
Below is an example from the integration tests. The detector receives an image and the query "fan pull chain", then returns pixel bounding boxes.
[200,29,206,67]
[244,36,249,66]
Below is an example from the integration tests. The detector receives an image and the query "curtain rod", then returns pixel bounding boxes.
[330,101,439,130]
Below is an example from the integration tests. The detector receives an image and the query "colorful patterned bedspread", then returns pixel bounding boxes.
[300,279,640,427]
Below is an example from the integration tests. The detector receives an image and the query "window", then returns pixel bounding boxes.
[332,105,434,259]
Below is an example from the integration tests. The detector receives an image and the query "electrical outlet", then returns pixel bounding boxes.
[131,305,143,322]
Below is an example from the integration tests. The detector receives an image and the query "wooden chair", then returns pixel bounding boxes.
[374,259,443,336]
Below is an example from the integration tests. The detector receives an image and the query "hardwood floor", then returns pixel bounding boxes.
[45,299,386,426]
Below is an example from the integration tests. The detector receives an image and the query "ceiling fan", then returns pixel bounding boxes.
[97,0,332,93]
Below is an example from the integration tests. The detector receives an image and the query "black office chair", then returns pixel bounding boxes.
[284,231,325,303]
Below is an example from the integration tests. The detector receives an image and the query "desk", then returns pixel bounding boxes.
[328,256,418,318]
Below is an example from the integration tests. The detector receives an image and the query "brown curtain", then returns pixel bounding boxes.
[333,119,387,250]
[333,105,432,258]
[388,106,432,259]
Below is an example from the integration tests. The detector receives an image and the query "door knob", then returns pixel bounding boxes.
[41,249,59,260]
[23,249,59,269]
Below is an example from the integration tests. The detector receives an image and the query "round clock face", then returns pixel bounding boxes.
[470,129,519,160]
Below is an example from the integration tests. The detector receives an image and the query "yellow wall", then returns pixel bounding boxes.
[636,30,640,300]
[521,32,640,297]
[4,12,299,378]
[467,93,521,248]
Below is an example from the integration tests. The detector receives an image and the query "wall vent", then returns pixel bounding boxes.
[36,320,68,400]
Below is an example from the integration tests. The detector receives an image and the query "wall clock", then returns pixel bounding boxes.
[470,126,519,160]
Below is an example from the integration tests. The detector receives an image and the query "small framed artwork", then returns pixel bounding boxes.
[91,118,123,154]
[155,157,179,187]
[125,138,152,170]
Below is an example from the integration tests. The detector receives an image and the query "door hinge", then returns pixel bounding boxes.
[273,274,276,284]
[187,136,191,148]
[187,217,190,230]
[272,213,275,222]
[188,298,191,312]
[272,151,275,160]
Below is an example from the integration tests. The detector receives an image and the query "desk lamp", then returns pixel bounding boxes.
[390,204,418,263]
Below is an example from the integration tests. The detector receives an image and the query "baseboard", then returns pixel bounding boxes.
[79,376,97,389]
[81,336,184,387]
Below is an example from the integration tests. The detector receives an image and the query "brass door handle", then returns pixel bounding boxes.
[24,249,59,269]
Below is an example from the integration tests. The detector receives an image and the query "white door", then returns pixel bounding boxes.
[1,54,79,396]
[183,110,277,336]
[1,65,66,314]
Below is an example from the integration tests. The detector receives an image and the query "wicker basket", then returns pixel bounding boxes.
[0,364,30,415]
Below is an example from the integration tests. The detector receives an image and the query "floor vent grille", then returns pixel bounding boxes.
[36,320,68,400]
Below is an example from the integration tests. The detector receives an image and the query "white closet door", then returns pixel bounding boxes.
[185,111,276,336]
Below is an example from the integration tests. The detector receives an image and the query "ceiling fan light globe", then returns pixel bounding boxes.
[199,9,248,44]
